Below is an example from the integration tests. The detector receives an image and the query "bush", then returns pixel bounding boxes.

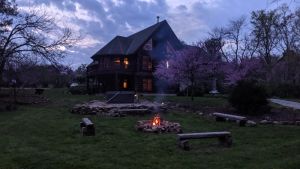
[269,84,300,98]
[229,80,270,115]
[69,85,87,95]
[176,86,204,97]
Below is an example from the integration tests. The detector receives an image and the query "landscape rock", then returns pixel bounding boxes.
[71,100,166,117]
[196,111,204,116]
[246,120,257,127]
[260,120,272,125]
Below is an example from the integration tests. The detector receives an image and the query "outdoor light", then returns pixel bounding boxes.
[123,79,128,89]
[124,57,129,69]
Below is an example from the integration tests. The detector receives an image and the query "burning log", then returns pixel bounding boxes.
[135,115,182,133]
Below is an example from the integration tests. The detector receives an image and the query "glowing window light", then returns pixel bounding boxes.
[114,57,120,64]
[124,57,129,69]
[123,79,128,89]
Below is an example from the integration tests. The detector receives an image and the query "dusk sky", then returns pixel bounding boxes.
[17,0,297,68]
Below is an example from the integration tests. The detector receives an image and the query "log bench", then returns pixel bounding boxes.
[177,131,232,150]
[35,88,44,95]
[80,118,95,136]
[213,112,247,126]
[117,108,150,115]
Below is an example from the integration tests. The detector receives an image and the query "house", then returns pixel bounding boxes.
[87,20,183,93]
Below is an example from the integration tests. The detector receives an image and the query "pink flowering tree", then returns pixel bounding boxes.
[154,46,206,100]
[224,57,265,85]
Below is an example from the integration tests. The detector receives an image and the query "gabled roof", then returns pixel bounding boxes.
[91,20,168,59]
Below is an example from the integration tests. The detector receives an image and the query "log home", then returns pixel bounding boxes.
[87,20,183,93]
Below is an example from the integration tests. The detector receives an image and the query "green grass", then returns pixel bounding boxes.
[0,89,299,169]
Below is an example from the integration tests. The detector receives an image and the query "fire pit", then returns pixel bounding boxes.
[135,114,182,133]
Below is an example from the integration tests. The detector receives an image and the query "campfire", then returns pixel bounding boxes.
[136,114,182,133]
[152,114,161,126]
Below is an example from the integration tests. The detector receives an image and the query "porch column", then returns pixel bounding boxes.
[115,72,119,91]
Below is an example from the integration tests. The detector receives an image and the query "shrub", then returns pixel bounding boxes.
[69,85,87,95]
[229,80,270,115]
[270,84,300,98]
[176,86,204,97]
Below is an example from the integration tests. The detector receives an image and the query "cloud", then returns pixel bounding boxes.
[79,35,103,48]
[16,0,297,68]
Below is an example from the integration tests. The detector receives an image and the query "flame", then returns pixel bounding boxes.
[152,115,161,126]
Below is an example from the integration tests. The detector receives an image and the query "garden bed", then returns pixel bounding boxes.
[71,100,167,116]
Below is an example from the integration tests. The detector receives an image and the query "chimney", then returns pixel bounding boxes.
[156,16,160,23]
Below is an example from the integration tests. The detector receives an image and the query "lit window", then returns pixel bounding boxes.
[143,79,152,91]
[114,57,120,65]
[123,79,128,89]
[143,56,152,71]
[166,61,169,68]
[124,57,129,69]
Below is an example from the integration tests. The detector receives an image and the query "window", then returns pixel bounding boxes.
[123,79,128,89]
[114,57,120,65]
[148,61,153,70]
[124,57,129,69]
[143,38,152,50]
[143,56,152,71]
[143,79,152,91]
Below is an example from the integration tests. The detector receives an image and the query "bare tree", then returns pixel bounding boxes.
[209,17,258,64]
[208,27,229,62]
[292,7,300,53]
[0,0,17,30]
[277,4,297,53]
[251,9,280,66]
[0,0,78,84]
[226,16,248,64]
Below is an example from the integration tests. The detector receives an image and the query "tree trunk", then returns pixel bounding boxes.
[191,86,194,101]
[0,63,4,86]
[190,75,194,101]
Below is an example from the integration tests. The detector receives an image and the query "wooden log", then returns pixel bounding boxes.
[218,135,233,147]
[177,131,232,149]
[35,88,44,95]
[80,118,95,136]
[213,112,247,121]
[178,140,190,151]
[178,131,231,140]
[213,112,247,126]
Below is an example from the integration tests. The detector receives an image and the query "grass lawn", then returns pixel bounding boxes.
[0,89,299,169]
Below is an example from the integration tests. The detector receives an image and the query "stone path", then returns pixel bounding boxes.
[269,98,300,110]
